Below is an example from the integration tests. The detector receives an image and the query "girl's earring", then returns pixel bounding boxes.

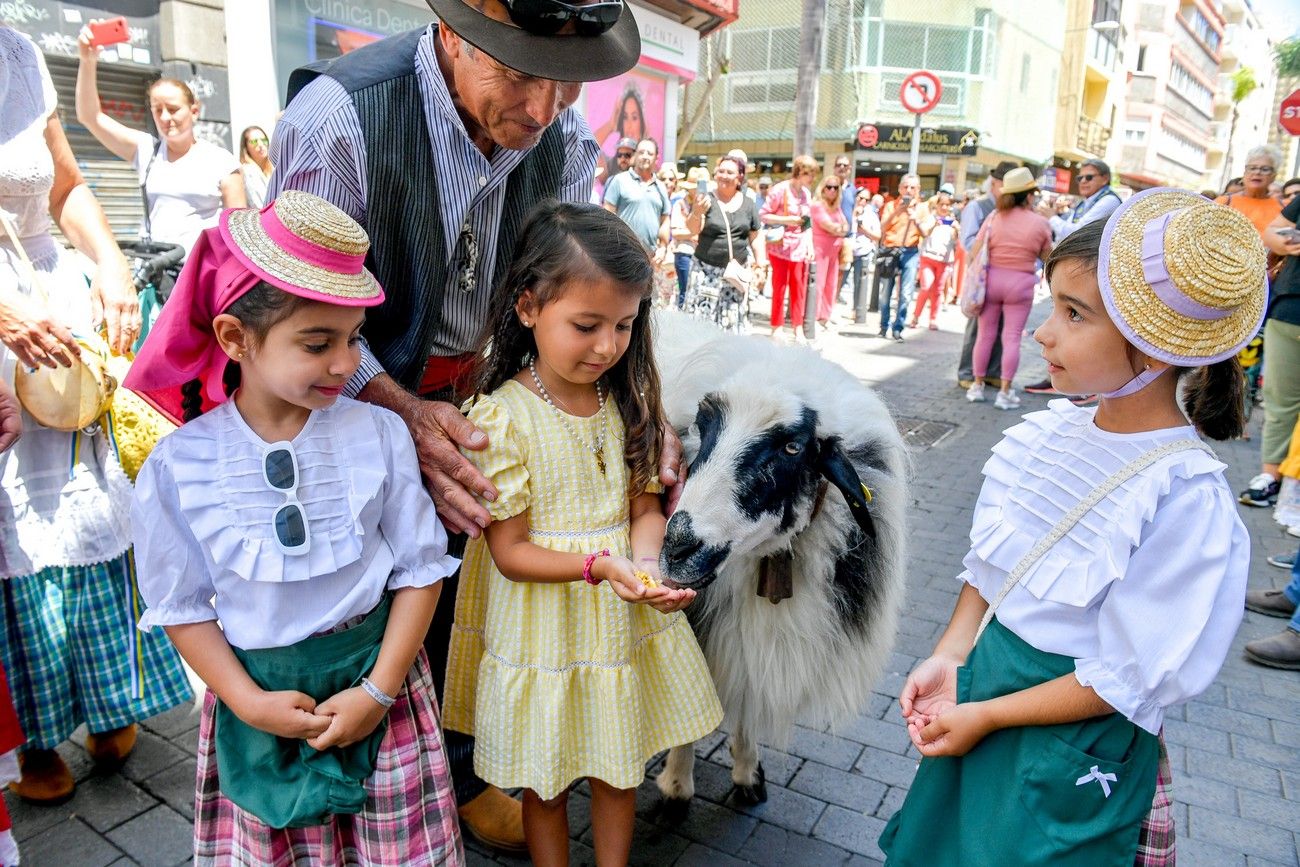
[521,319,532,328]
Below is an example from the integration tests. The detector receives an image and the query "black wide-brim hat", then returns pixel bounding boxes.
[426,0,641,82]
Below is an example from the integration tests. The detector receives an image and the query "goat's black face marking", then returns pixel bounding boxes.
[733,407,819,531]
[689,395,728,474]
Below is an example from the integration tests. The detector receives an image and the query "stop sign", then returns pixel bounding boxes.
[1281,88,1300,136]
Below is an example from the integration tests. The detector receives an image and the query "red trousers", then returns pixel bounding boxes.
[769,255,810,328]
[913,256,949,325]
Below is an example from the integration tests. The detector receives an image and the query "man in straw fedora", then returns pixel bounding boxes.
[270,0,686,853]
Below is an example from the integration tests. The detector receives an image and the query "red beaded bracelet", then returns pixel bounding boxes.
[583,549,611,585]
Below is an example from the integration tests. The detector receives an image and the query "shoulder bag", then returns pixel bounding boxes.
[960,211,995,319]
[718,197,755,296]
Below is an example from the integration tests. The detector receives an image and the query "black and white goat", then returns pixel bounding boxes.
[653,314,907,806]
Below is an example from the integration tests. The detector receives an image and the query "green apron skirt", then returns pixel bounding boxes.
[879,617,1158,867]
[215,594,392,830]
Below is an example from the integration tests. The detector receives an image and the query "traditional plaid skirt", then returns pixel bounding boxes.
[1134,731,1176,867]
[193,648,463,866]
[0,551,192,749]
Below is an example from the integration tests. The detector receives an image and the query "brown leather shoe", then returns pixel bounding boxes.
[84,724,138,769]
[458,784,527,854]
[1244,628,1300,670]
[1245,589,1298,618]
[10,749,75,805]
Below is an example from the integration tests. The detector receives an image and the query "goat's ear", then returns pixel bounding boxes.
[817,437,876,540]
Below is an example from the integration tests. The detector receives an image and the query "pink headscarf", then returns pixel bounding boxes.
[124,228,263,425]
[124,193,385,425]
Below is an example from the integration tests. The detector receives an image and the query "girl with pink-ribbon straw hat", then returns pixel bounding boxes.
[881,189,1259,866]
[124,190,464,865]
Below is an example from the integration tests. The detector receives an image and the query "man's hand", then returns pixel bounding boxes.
[90,253,140,355]
[660,420,685,514]
[402,397,496,537]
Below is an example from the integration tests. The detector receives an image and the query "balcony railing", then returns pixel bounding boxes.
[1077,115,1111,157]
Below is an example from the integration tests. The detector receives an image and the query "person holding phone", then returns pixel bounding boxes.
[760,154,817,340]
[75,23,245,257]
[681,155,765,330]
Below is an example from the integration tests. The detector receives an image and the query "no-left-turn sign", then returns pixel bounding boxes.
[900,70,943,114]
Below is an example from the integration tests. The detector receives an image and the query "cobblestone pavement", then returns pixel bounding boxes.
[6,300,1298,866]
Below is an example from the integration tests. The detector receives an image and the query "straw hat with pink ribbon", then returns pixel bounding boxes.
[124,190,384,425]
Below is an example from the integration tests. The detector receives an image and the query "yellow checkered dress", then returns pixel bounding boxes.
[443,380,723,800]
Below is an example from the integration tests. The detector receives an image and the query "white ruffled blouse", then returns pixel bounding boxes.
[131,398,459,650]
[961,400,1248,734]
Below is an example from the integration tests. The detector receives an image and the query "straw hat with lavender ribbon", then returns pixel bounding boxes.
[1097,187,1266,367]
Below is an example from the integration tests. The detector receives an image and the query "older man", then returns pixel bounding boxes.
[270,0,655,853]
[875,173,927,340]
[1055,158,1120,241]
[604,137,670,251]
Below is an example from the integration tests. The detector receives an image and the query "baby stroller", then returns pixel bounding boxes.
[117,239,185,350]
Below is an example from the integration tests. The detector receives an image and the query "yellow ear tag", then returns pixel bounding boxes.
[860,483,873,504]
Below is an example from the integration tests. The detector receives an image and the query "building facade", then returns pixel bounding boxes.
[1050,0,1130,195]
[1204,0,1277,191]
[679,0,1068,197]
[1118,0,1226,189]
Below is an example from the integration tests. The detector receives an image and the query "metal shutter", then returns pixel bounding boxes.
[46,55,155,241]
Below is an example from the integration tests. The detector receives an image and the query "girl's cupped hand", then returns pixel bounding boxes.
[597,555,697,613]
[305,686,390,751]
[908,701,995,758]
[898,653,960,729]
[239,689,332,740]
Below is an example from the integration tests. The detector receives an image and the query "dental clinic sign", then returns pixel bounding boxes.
[631,2,699,81]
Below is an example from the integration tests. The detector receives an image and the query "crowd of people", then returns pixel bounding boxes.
[0,0,1295,864]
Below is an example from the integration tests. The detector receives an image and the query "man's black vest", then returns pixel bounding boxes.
[287,29,566,389]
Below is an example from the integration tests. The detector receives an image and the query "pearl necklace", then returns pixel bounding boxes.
[528,360,609,475]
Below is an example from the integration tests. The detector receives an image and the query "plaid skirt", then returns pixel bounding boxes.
[194,648,463,866]
[0,551,192,749]
[1134,731,1176,867]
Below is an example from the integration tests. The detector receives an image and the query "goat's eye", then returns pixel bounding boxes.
[784,442,802,455]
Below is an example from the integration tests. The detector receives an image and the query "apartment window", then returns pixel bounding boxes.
[1182,5,1221,52]
[1089,0,1121,68]
[1124,123,1148,143]
[725,26,800,112]
[1169,61,1214,116]
[1160,125,1207,170]
[860,0,993,77]
[1136,45,1147,72]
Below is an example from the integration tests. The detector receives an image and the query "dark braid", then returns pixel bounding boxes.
[180,378,203,422]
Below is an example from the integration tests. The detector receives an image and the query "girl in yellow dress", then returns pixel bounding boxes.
[444,202,723,865]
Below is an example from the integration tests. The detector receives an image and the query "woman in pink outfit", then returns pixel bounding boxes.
[966,167,1054,410]
[811,175,849,325]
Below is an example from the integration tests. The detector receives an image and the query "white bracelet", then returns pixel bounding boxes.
[360,677,396,708]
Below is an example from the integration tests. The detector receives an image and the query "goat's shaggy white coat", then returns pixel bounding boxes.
[652,312,907,800]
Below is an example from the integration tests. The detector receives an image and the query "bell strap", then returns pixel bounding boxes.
[973,438,1215,644]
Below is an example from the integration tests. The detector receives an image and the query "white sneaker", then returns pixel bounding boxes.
[994,389,1021,410]
[966,382,986,403]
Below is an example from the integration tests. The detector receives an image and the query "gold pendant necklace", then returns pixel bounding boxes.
[528,361,609,475]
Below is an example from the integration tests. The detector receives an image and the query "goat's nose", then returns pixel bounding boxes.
[662,513,704,564]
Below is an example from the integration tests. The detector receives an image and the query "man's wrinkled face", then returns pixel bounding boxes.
[442,6,582,150]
